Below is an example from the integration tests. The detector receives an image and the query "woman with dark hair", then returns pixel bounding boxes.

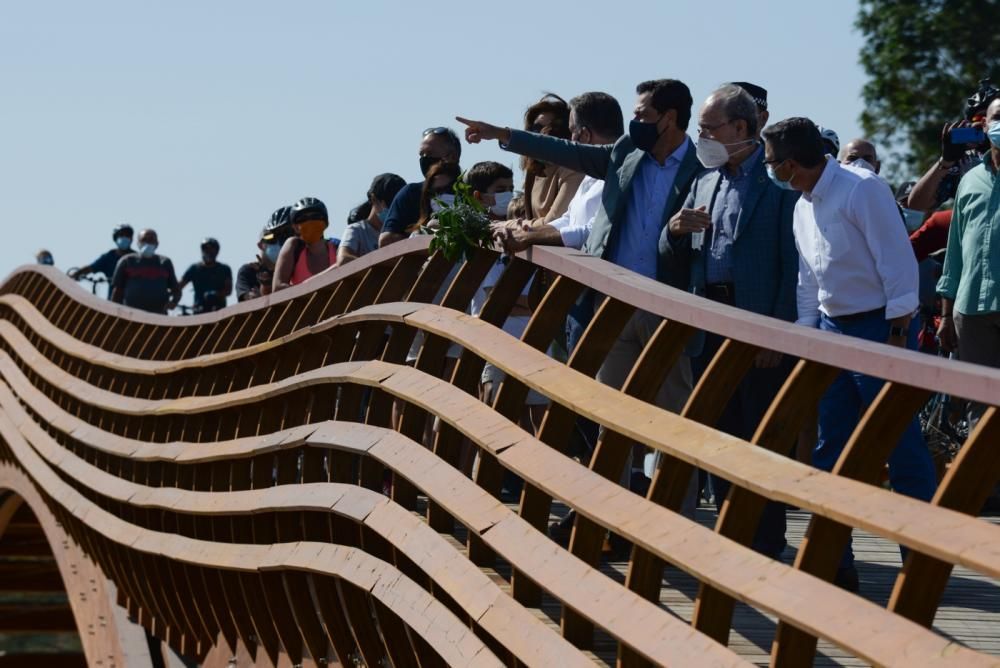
[516,94,584,228]
[339,173,406,264]
[347,202,372,225]
[414,161,462,232]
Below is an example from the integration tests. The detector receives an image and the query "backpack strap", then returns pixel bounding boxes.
[291,238,306,265]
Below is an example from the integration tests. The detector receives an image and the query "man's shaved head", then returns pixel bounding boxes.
[840,138,880,173]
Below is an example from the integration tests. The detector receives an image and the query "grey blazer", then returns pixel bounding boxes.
[662,152,799,322]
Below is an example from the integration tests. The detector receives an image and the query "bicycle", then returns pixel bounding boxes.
[918,351,971,481]
[67,268,108,296]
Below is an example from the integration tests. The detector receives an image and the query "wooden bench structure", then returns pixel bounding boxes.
[0,235,998,667]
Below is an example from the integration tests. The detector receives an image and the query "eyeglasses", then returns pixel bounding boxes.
[762,156,786,166]
[698,119,734,136]
[423,127,451,137]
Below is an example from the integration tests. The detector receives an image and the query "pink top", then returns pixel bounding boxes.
[290,240,338,286]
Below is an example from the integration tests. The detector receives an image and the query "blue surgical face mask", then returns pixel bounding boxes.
[766,163,797,191]
[38,255,53,266]
[490,191,515,217]
[377,206,389,222]
[988,120,1000,148]
[263,243,281,264]
[902,208,925,233]
[115,236,132,250]
[139,243,157,258]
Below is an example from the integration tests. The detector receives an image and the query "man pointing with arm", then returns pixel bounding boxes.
[459,79,705,523]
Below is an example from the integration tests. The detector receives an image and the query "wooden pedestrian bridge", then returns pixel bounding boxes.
[0,236,998,667]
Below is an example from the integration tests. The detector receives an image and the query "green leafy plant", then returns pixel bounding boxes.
[427,180,494,262]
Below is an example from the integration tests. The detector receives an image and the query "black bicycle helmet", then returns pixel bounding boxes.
[266,206,292,231]
[264,206,294,244]
[201,237,220,252]
[112,223,134,241]
[290,197,329,225]
[965,78,999,120]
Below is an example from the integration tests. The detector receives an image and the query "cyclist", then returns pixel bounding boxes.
[236,206,293,301]
[273,197,338,291]
[67,224,135,296]
[110,228,181,314]
[178,237,233,312]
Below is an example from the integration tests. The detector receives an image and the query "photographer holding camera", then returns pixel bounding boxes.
[907,79,998,212]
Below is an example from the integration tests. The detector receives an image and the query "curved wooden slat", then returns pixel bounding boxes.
[771,381,932,665]
[4,239,1000,666]
[0,415,503,667]
[0,374,747,667]
[889,407,1000,625]
[4,305,1000,589]
[1,342,995,666]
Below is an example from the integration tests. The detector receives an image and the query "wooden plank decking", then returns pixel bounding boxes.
[444,495,1000,666]
[605,506,1000,666]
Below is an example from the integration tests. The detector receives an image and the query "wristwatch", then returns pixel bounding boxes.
[889,325,907,338]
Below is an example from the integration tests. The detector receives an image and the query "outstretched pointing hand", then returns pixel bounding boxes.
[456,116,510,145]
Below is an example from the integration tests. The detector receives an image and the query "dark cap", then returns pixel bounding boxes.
[731,81,768,111]
[368,173,406,205]
[895,180,917,204]
[965,78,999,120]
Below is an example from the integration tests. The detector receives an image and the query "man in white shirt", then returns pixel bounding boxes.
[499,92,623,257]
[761,117,937,592]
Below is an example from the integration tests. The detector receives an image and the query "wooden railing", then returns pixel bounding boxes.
[0,235,998,667]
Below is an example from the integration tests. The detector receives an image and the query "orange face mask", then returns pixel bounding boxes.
[297,220,326,244]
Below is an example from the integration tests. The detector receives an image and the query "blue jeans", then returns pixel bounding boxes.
[815,310,937,568]
[693,331,791,560]
[566,290,595,356]
[566,292,600,458]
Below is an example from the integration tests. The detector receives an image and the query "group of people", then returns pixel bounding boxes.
[54,75,999,592]
[398,77,995,591]
[65,226,232,314]
[61,196,350,313]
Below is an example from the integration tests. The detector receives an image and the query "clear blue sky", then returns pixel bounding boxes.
[0,0,869,300]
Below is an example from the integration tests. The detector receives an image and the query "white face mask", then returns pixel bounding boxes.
[490,191,514,217]
[429,194,455,213]
[848,158,877,173]
[902,208,925,233]
[139,243,157,258]
[696,136,755,168]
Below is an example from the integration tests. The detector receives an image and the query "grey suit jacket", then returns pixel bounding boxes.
[662,151,799,322]
[503,130,705,289]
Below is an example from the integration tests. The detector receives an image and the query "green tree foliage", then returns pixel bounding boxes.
[856,0,1000,177]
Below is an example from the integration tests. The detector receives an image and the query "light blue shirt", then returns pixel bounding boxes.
[706,144,763,284]
[608,139,691,278]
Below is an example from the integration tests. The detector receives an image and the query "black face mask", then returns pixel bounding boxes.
[629,114,665,153]
[419,155,441,177]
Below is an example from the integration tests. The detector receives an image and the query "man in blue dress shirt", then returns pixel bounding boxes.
[458,79,705,521]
